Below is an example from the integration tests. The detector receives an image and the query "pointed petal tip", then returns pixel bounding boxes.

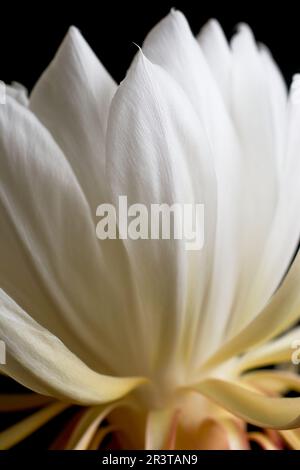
[235,22,252,34]
[198,18,226,43]
[58,25,86,55]
[65,25,84,45]
[290,74,300,104]
[292,74,300,85]
[68,25,80,37]
[164,8,188,29]
[202,18,222,32]
[132,47,154,74]
[231,22,256,50]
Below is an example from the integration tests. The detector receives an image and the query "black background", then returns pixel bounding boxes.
[0,1,299,90]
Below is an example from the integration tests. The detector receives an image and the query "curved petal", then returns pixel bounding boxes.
[0,96,141,375]
[6,82,28,106]
[0,393,53,412]
[30,26,116,210]
[218,417,250,450]
[88,425,118,450]
[142,10,243,362]
[201,251,300,370]
[106,50,217,379]
[0,289,146,404]
[0,402,68,450]
[28,33,154,378]
[65,404,116,449]
[191,379,300,429]
[248,432,279,450]
[237,326,300,371]
[242,371,300,395]
[280,429,300,449]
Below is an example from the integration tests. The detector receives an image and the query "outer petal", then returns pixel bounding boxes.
[5,82,29,106]
[242,371,300,395]
[142,10,243,362]
[29,30,150,378]
[0,394,53,412]
[280,429,300,449]
[0,289,145,404]
[248,432,279,450]
[0,96,149,376]
[237,326,300,371]
[30,26,116,209]
[65,404,117,449]
[191,379,300,429]
[201,251,300,370]
[0,402,68,450]
[106,50,217,380]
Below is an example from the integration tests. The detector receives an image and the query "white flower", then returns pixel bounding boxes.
[1,10,300,450]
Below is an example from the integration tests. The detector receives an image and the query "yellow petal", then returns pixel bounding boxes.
[190,378,300,429]
[65,404,117,450]
[218,417,250,450]
[0,289,146,404]
[242,370,300,395]
[280,428,300,449]
[88,425,118,450]
[0,402,68,449]
[248,432,279,450]
[237,326,300,372]
[0,394,53,412]
[201,253,300,370]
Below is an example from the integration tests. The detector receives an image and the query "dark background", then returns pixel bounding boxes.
[0,1,299,90]
[0,0,298,450]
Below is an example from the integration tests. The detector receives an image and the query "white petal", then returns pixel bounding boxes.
[197,19,232,107]
[200,21,291,337]
[29,31,142,368]
[30,26,116,210]
[226,24,282,334]
[5,82,29,106]
[106,51,217,379]
[0,289,145,404]
[142,10,244,360]
[0,97,140,375]
[259,44,287,169]
[245,77,300,329]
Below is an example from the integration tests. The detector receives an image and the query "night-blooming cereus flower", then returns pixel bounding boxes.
[1,10,300,450]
